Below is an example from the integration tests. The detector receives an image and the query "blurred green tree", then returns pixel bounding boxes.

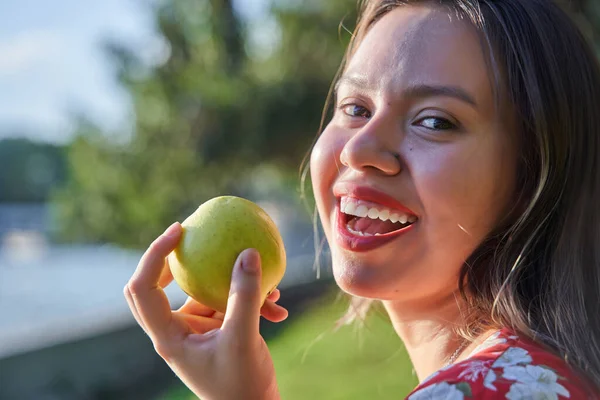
[52,0,356,247]
[569,0,600,52]
[0,138,67,203]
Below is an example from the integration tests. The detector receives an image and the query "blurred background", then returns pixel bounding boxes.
[0,0,598,399]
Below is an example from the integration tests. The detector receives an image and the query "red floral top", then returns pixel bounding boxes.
[406,328,600,399]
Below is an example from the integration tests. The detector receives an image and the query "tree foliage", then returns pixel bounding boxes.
[52,0,357,248]
[0,138,67,203]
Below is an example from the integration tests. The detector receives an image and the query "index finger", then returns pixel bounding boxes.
[158,256,174,288]
[127,223,182,341]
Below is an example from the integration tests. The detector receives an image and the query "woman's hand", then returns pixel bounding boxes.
[123,222,288,400]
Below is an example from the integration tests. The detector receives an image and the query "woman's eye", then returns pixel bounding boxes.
[341,104,371,119]
[416,117,457,130]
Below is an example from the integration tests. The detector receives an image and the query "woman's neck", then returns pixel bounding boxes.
[382,294,493,382]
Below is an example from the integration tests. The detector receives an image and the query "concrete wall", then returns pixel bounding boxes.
[0,325,177,400]
[0,280,334,400]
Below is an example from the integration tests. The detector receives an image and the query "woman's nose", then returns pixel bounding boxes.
[339,118,402,176]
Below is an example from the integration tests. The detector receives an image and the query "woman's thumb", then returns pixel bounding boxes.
[222,248,263,335]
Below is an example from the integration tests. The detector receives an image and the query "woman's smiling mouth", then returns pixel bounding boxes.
[333,184,418,252]
[340,196,417,236]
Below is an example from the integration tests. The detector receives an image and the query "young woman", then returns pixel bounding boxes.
[124,0,600,398]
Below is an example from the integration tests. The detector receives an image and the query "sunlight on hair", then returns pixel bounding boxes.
[457,223,472,236]
[300,330,330,364]
[338,15,356,40]
[312,219,327,280]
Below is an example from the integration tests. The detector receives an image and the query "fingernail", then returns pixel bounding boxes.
[163,222,180,237]
[241,250,259,273]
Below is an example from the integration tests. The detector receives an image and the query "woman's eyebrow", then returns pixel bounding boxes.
[404,84,478,108]
[334,75,370,94]
[334,76,477,109]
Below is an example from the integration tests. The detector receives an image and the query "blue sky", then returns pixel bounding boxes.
[0,0,268,144]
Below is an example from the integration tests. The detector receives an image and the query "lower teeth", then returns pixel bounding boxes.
[346,222,413,236]
[346,224,381,237]
[347,224,369,236]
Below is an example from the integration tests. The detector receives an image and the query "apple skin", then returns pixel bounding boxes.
[167,196,286,313]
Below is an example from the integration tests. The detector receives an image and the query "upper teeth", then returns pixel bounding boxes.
[340,197,416,224]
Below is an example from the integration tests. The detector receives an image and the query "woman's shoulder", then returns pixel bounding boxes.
[405,328,600,399]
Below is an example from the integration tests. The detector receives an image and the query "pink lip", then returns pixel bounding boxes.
[332,183,417,252]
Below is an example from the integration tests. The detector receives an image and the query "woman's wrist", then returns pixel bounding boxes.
[264,381,281,400]
[203,381,280,400]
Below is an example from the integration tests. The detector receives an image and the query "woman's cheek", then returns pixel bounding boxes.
[310,134,336,215]
[310,137,330,200]
[413,145,507,246]
[408,146,473,231]
[310,128,345,188]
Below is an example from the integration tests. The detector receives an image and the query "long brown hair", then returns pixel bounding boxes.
[302,0,600,389]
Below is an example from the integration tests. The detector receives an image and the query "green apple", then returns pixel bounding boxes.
[167,196,286,313]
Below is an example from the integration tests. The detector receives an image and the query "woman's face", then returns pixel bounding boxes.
[310,5,517,304]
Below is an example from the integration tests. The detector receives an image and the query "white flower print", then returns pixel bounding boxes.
[408,382,465,400]
[492,347,533,368]
[503,365,570,399]
[506,382,547,399]
[483,370,498,391]
[506,382,567,400]
[458,360,492,382]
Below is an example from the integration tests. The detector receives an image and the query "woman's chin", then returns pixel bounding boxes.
[331,258,435,302]
[332,264,392,300]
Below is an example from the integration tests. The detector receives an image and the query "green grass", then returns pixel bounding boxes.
[160,289,418,400]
